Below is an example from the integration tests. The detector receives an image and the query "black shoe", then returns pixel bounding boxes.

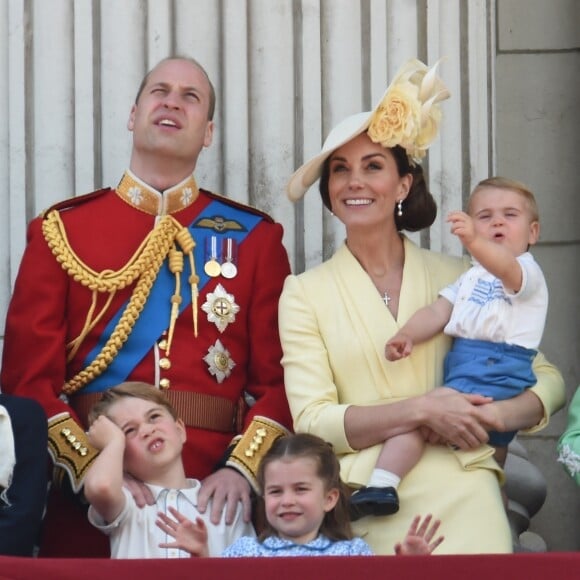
[349,486,399,521]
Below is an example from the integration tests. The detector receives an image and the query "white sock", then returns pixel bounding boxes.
[367,468,401,489]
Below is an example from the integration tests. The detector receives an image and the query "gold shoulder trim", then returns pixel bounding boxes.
[47,414,99,493]
[227,416,290,492]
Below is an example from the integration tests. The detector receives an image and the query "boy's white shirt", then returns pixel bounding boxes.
[88,478,255,558]
[440,252,548,349]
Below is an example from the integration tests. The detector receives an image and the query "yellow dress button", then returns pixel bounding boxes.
[159,357,171,370]
[160,378,171,390]
[158,339,168,350]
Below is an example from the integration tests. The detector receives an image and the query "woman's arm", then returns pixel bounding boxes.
[279,274,496,454]
[344,388,494,451]
[347,350,565,448]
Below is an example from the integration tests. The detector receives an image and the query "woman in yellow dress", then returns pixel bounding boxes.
[279,59,564,554]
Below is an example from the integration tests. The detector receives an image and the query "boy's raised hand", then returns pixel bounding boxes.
[157,506,209,557]
[87,414,125,451]
[394,514,444,555]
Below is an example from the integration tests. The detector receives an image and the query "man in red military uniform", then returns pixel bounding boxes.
[1,56,292,557]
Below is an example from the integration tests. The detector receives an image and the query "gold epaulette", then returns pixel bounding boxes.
[227,416,290,492]
[202,189,275,224]
[47,414,99,493]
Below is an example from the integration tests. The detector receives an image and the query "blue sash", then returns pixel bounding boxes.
[81,199,262,393]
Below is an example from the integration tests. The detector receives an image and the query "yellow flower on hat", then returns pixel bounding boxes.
[367,59,450,163]
[367,82,421,152]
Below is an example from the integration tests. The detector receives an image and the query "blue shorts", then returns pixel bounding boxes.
[443,337,537,446]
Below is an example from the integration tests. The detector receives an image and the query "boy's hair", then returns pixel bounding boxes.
[87,382,178,425]
[257,433,353,542]
[470,176,539,222]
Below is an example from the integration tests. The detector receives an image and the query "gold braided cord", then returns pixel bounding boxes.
[166,246,184,355]
[42,210,176,292]
[62,258,164,395]
[175,227,199,338]
[41,209,198,396]
[66,290,116,362]
[189,255,199,337]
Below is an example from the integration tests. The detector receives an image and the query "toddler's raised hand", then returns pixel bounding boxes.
[447,210,476,246]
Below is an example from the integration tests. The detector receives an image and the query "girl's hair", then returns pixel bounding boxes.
[87,381,178,425]
[470,176,539,222]
[257,433,353,542]
[319,144,437,232]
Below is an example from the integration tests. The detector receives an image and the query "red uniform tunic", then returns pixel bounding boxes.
[1,172,292,556]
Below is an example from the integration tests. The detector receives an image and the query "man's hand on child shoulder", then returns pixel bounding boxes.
[197,468,252,525]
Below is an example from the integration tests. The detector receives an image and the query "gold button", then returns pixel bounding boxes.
[158,339,168,350]
[160,378,171,390]
[159,357,171,370]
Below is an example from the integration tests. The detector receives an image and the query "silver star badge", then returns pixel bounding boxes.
[203,339,235,383]
[201,284,240,333]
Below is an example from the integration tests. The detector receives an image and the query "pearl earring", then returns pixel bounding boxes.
[397,200,403,217]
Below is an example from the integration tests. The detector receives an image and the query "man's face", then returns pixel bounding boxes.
[128,59,214,169]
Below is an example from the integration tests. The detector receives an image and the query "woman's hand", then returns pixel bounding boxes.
[394,514,444,555]
[421,388,500,449]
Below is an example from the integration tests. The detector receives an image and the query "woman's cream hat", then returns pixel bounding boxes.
[286,59,450,201]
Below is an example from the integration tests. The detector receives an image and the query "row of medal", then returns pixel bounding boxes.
[204,236,238,279]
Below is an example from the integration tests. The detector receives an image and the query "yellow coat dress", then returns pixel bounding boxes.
[279,237,564,554]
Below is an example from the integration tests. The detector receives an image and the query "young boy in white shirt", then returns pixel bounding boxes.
[84,381,255,558]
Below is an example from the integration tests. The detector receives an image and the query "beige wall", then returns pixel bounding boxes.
[495,0,580,551]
